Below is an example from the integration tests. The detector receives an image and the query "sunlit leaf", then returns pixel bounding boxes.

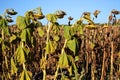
[23,47,30,56]
[46,14,57,22]
[59,51,69,68]
[40,56,46,69]
[11,57,18,75]
[20,70,32,80]
[37,27,44,37]
[15,46,26,65]
[20,29,27,42]
[26,28,32,42]
[51,22,60,34]
[75,56,79,62]
[85,24,97,29]
[2,43,7,51]
[67,38,79,55]
[16,16,27,30]
[24,70,32,80]
[50,41,57,53]
[63,26,71,39]
[10,34,17,43]
[20,70,25,80]
[20,28,32,43]
[45,40,57,54]
[70,26,77,36]
[90,41,95,50]
[68,66,73,76]
[67,39,76,54]
[53,35,60,41]
[0,18,8,28]
[78,26,84,34]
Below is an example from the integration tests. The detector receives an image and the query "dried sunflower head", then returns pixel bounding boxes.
[54,10,66,18]
[111,9,120,15]
[6,8,17,15]
[93,10,101,18]
[68,16,73,20]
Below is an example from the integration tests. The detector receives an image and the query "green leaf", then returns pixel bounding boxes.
[45,40,57,54]
[15,46,26,65]
[3,27,10,36]
[50,41,57,53]
[20,29,27,42]
[68,66,73,76]
[24,70,32,80]
[0,18,8,28]
[37,27,44,37]
[26,28,32,42]
[20,70,25,80]
[78,26,84,35]
[84,18,94,25]
[11,57,18,75]
[70,27,76,36]
[20,70,32,80]
[59,51,69,68]
[16,16,27,30]
[85,24,97,29]
[25,15,31,26]
[75,56,79,62]
[23,47,30,56]
[46,14,57,22]
[63,26,71,39]
[67,38,76,55]
[10,34,17,43]
[53,35,60,41]
[20,28,32,43]
[90,41,95,50]
[2,43,7,51]
[51,23,60,34]
[67,39,76,53]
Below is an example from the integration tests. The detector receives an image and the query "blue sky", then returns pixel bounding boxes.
[0,0,120,25]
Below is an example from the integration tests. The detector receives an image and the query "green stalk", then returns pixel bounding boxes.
[54,65,60,80]
[2,28,9,79]
[43,22,51,80]
[22,62,26,70]
[54,39,68,80]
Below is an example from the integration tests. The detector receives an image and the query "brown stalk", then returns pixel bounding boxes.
[85,28,89,74]
[100,48,106,80]
[91,51,95,80]
[91,29,96,80]
[110,41,114,80]
[110,27,114,80]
